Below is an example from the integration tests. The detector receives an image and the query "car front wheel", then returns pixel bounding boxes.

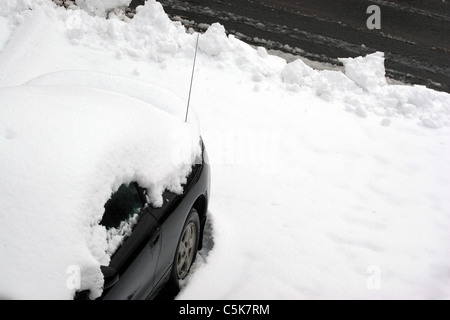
[176,216,198,279]
[168,208,200,292]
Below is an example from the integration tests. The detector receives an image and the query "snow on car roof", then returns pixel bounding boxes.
[0,80,201,299]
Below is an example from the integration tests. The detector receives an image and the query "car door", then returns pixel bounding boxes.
[100,183,162,300]
[147,162,203,288]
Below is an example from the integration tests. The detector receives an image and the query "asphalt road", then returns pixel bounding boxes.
[130,0,450,93]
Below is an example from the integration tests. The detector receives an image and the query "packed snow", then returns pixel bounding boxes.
[105,213,140,256]
[0,0,449,299]
[75,0,132,17]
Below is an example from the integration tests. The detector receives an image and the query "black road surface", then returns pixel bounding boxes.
[130,0,450,93]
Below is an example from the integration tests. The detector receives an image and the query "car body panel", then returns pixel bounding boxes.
[101,211,161,300]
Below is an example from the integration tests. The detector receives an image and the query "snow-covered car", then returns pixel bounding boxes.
[88,142,210,300]
[0,71,210,300]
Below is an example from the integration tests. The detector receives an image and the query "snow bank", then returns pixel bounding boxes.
[282,52,450,128]
[339,51,388,92]
[1,0,449,300]
[75,0,132,17]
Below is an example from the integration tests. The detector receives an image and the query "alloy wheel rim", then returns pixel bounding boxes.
[177,222,197,279]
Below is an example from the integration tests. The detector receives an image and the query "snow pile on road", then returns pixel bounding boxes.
[1,0,449,299]
[75,0,132,17]
[283,51,450,128]
[339,51,388,91]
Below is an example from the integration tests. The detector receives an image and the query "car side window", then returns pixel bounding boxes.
[101,183,144,256]
[101,183,143,229]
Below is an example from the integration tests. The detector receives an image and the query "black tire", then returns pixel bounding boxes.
[167,208,200,292]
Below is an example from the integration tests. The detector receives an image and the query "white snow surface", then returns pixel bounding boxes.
[0,0,449,299]
[75,0,132,17]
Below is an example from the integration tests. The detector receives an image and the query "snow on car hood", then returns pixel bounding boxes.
[0,79,201,299]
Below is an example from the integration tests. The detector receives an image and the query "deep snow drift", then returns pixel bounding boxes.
[0,0,449,299]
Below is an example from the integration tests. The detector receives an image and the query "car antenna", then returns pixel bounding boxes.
[185,33,200,123]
